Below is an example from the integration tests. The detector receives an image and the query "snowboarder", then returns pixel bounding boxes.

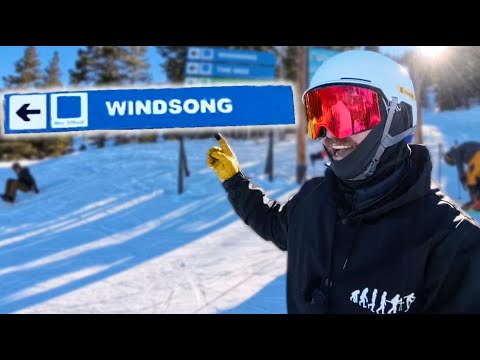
[207,50,480,313]
[444,142,480,210]
[1,162,39,203]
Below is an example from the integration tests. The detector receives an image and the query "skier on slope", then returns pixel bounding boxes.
[444,141,480,211]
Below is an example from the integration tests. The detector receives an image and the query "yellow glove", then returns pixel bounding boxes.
[207,132,241,182]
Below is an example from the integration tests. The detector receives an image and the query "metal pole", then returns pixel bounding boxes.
[178,136,184,194]
[264,130,274,181]
[296,46,308,184]
[182,138,190,177]
[438,143,443,182]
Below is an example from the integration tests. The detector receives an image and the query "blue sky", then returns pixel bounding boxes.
[0,46,167,87]
[0,46,414,87]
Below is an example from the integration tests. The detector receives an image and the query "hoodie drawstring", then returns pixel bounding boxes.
[342,219,362,270]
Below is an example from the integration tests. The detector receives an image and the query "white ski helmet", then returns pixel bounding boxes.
[304,50,417,181]
[304,49,417,128]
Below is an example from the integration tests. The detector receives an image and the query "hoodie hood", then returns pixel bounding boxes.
[327,92,414,181]
[329,144,436,223]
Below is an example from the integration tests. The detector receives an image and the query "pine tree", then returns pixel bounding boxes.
[1,47,71,159]
[432,46,480,111]
[95,46,127,85]
[70,48,91,85]
[3,46,42,88]
[42,51,62,88]
[123,46,151,84]
[69,46,128,86]
[70,46,152,86]
[41,51,71,155]
[156,46,188,83]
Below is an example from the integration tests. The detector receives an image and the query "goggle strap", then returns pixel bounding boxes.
[380,97,399,142]
[388,126,416,145]
[348,97,399,181]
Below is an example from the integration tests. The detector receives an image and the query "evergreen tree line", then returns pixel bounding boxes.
[155,45,480,112]
[1,47,70,160]
[0,46,153,159]
[2,46,479,159]
[431,46,480,111]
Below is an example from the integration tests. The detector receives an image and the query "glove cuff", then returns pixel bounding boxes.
[222,171,246,191]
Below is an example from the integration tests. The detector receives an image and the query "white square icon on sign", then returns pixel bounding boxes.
[9,94,47,130]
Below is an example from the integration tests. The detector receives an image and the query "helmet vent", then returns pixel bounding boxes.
[340,77,371,82]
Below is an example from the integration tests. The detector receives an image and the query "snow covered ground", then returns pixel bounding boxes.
[0,133,318,313]
[1,104,479,314]
[0,159,43,169]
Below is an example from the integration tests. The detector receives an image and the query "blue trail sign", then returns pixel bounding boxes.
[185,61,276,80]
[187,47,276,66]
[3,86,294,134]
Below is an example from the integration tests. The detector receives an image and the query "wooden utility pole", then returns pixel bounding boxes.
[413,70,423,144]
[415,96,423,144]
[413,53,423,145]
[296,46,308,184]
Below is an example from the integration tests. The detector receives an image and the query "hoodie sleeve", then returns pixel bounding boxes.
[222,172,300,251]
[423,218,480,313]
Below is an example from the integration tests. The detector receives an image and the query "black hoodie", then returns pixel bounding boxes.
[446,141,480,182]
[18,167,38,192]
[222,144,480,313]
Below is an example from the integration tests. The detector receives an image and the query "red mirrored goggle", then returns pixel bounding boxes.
[304,85,382,140]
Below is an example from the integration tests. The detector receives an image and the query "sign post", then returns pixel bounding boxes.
[185,47,279,184]
[178,135,190,194]
[264,130,274,182]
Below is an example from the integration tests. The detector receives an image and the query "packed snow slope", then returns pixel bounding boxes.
[1,103,479,313]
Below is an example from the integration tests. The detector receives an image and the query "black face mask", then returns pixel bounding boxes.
[325,96,412,182]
